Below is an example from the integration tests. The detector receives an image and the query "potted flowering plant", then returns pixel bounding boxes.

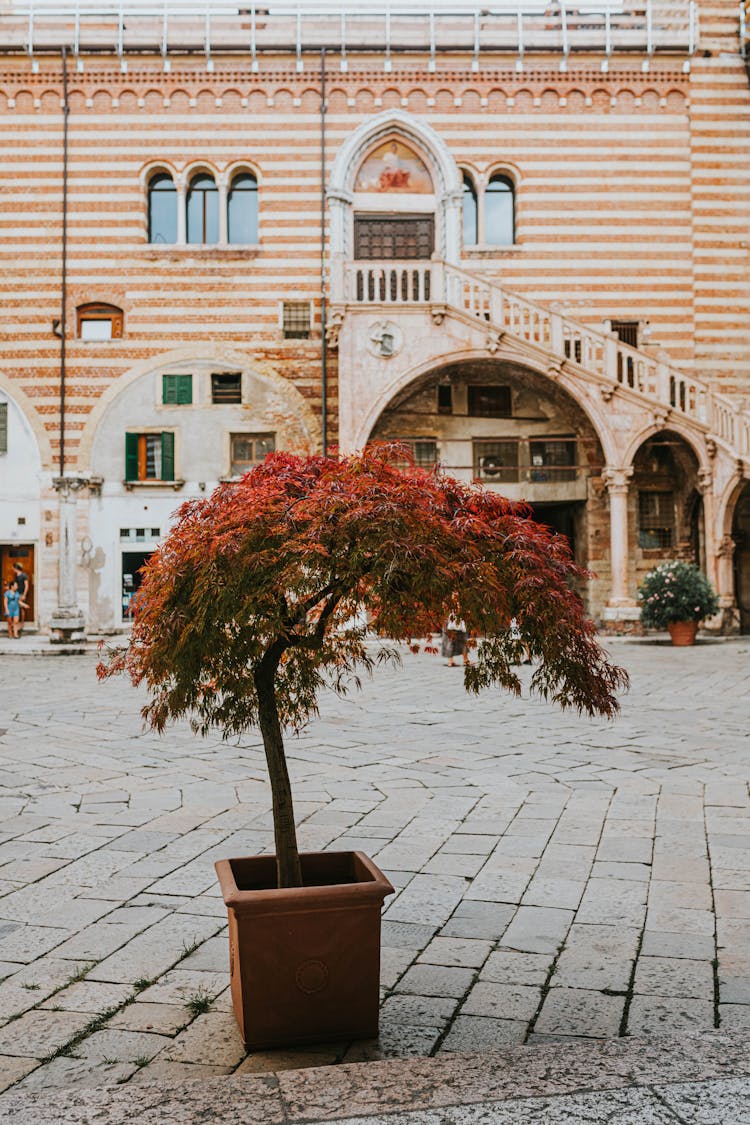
[99,447,627,1050]
[638,560,719,645]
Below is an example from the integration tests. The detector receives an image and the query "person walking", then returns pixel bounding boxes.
[442,610,470,667]
[12,563,29,632]
[4,580,21,639]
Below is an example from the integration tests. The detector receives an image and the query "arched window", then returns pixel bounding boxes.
[462,173,478,247]
[76,302,124,340]
[485,174,515,246]
[148,172,177,244]
[227,172,258,244]
[187,173,219,244]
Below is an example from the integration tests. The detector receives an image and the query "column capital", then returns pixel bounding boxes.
[697,468,713,494]
[52,475,99,496]
[602,466,633,494]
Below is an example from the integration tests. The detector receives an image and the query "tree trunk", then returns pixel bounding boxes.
[254,665,303,889]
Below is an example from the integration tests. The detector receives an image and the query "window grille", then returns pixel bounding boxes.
[468,385,512,418]
[282,302,312,339]
[529,439,577,481]
[611,320,639,348]
[211,373,242,404]
[473,440,519,483]
[638,491,675,549]
[230,433,276,477]
[392,438,437,471]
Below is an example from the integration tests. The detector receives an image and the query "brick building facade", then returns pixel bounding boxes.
[1,1,749,635]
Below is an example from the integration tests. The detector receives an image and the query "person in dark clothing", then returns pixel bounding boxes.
[12,564,29,631]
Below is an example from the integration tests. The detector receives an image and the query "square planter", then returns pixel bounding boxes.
[215,850,394,1050]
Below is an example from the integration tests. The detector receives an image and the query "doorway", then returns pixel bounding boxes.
[354,214,434,260]
[732,485,750,633]
[529,501,583,561]
[121,550,152,622]
[0,544,35,626]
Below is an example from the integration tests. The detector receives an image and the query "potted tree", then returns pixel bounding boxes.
[638,560,719,645]
[99,447,627,1049]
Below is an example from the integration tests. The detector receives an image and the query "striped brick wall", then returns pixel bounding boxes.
[0,10,748,469]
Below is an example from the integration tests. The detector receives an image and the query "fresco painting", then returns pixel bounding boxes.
[355,140,434,193]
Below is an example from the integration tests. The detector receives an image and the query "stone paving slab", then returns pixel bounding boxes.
[0,641,749,1093]
[1,1031,749,1123]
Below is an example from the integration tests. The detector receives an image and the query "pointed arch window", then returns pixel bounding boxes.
[148,172,177,244]
[227,172,258,244]
[187,173,219,244]
[485,174,515,246]
[462,173,478,247]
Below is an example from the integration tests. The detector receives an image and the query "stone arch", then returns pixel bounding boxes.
[39,89,60,112]
[0,372,51,470]
[299,88,321,112]
[168,89,191,113]
[352,345,616,464]
[118,89,139,112]
[461,90,483,113]
[14,90,35,113]
[221,88,244,112]
[622,420,711,474]
[718,471,750,538]
[77,347,321,470]
[328,108,463,264]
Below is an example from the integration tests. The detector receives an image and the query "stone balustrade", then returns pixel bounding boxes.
[338,256,750,464]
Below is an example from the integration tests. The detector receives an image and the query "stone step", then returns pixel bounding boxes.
[1,1029,748,1124]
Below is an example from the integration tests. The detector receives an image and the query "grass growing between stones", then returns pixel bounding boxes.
[184,988,212,1018]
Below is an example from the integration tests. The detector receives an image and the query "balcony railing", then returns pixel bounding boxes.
[337,256,750,463]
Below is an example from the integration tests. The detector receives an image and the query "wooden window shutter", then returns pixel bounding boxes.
[161,431,175,481]
[162,374,192,405]
[125,432,139,481]
[163,375,177,404]
[0,403,7,454]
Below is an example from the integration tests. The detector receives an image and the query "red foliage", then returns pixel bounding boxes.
[99,447,627,886]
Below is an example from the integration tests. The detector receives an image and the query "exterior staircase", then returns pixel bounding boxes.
[336,257,750,470]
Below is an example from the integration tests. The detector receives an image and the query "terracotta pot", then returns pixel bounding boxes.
[215,850,394,1049]
[667,620,698,646]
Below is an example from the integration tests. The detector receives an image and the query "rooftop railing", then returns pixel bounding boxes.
[2,2,699,68]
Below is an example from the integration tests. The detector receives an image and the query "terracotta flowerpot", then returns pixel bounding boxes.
[215,850,394,1049]
[667,620,698,646]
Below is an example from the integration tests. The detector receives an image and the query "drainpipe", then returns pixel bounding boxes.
[50,45,86,643]
[320,47,328,456]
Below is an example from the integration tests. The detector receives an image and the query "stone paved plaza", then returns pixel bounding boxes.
[0,637,749,1098]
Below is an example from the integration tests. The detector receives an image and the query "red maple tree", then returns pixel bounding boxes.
[99,448,628,888]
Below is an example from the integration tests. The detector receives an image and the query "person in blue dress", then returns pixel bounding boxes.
[4,580,21,639]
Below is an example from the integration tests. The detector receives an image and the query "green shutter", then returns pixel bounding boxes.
[163,374,192,405]
[0,403,7,455]
[162,375,177,404]
[177,375,192,404]
[125,432,139,481]
[161,431,175,481]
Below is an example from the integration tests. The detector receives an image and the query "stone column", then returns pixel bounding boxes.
[49,477,87,642]
[603,467,637,615]
[697,468,718,589]
[716,534,739,621]
[442,187,464,264]
[217,172,229,245]
[175,173,187,245]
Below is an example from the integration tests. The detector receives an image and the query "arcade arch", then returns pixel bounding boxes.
[367,357,607,613]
